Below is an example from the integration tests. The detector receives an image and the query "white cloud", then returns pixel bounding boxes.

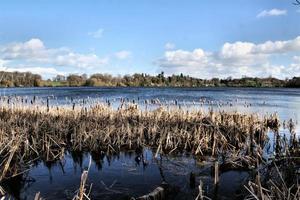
[1,38,48,61]
[0,66,61,76]
[114,50,132,60]
[0,38,108,69]
[218,37,300,69]
[217,36,300,69]
[88,28,104,39]
[165,42,175,50]
[158,49,210,68]
[257,9,287,18]
[156,36,300,79]
[55,53,108,68]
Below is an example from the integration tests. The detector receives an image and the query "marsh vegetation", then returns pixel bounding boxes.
[0,93,298,199]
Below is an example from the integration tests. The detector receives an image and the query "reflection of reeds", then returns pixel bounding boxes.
[34,192,43,200]
[195,180,210,200]
[73,156,92,200]
[0,186,5,200]
[135,186,165,200]
[0,102,280,181]
[245,169,300,200]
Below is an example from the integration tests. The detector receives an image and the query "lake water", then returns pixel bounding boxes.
[0,87,299,199]
[1,87,300,130]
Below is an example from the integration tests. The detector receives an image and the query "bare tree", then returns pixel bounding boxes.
[294,0,300,5]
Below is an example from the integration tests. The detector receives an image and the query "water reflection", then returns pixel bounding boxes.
[1,149,251,200]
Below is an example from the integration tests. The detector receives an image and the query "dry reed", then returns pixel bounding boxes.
[73,156,92,200]
[0,101,280,181]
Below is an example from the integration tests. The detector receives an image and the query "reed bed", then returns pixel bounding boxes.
[0,100,280,182]
[244,123,300,200]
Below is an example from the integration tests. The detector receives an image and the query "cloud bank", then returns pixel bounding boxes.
[1,36,300,79]
[1,38,108,69]
[157,36,300,79]
[0,38,132,77]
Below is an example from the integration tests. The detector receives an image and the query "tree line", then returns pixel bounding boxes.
[1,71,300,88]
[0,71,42,87]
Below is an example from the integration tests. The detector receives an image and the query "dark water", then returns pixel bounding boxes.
[0,87,299,199]
[2,150,249,200]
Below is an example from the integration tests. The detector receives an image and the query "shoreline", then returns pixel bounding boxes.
[1,85,300,89]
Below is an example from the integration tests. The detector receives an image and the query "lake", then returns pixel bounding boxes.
[0,87,299,199]
[1,87,299,128]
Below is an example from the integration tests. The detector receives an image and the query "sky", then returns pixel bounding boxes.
[0,0,300,79]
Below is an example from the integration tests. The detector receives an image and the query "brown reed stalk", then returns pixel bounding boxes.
[73,156,92,200]
[0,102,281,182]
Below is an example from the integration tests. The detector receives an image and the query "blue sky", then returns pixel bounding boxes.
[0,0,300,79]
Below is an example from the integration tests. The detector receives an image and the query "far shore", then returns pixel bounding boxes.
[1,71,300,88]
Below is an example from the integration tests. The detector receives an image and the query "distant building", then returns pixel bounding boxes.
[53,75,66,82]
